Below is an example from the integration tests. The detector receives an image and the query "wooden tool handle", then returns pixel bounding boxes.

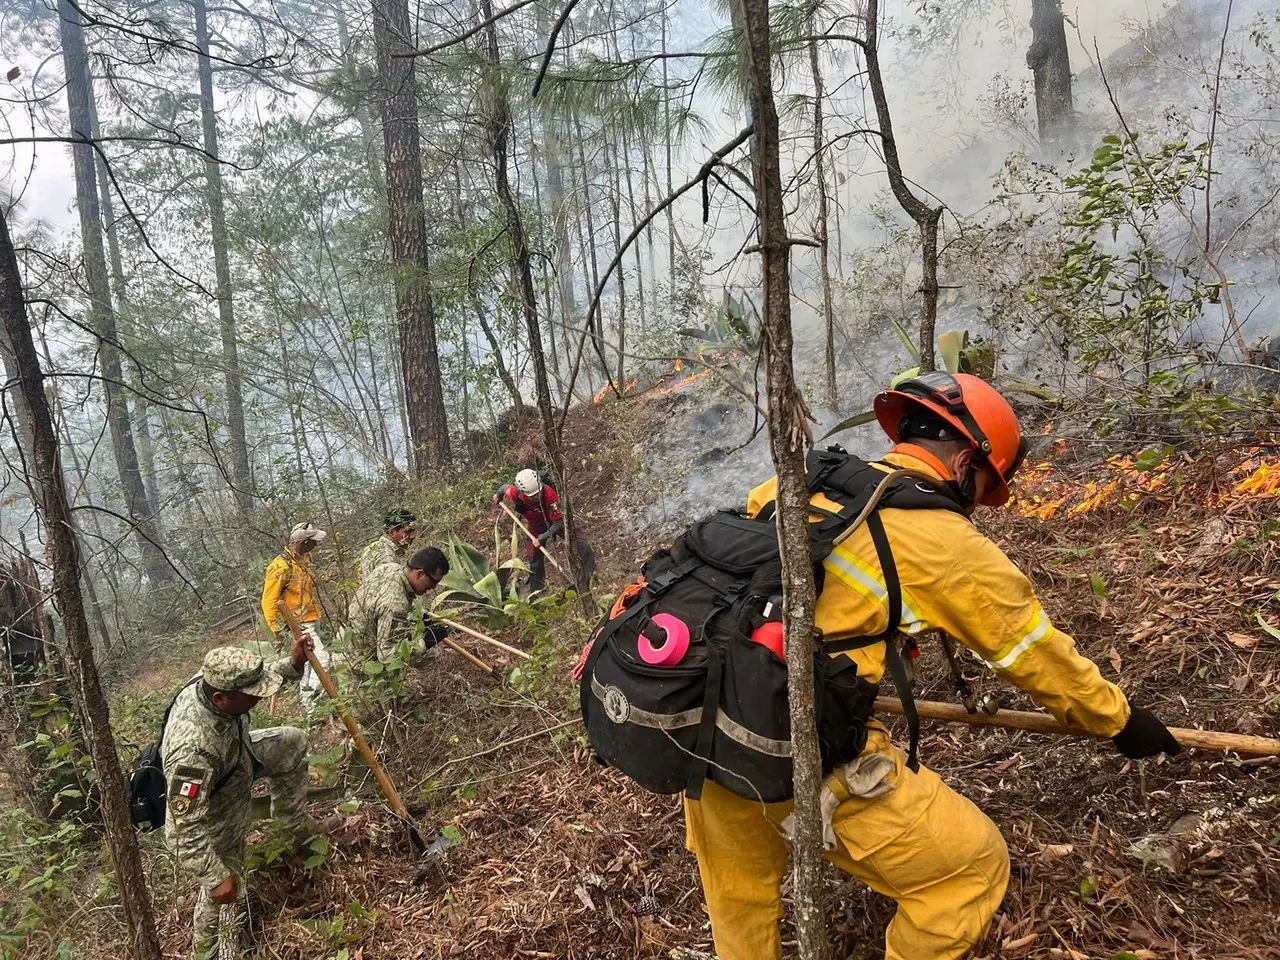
[442,636,495,674]
[875,697,1280,757]
[497,499,568,577]
[277,603,411,819]
[266,623,284,717]
[435,617,531,661]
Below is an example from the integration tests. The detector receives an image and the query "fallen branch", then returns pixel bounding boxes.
[877,697,1280,757]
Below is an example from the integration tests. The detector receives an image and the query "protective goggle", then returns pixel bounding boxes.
[896,372,994,455]
[896,372,1029,482]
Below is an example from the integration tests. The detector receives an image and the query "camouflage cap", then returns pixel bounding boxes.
[200,646,283,698]
[384,507,417,531]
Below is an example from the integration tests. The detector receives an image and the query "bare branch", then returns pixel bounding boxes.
[405,0,543,58]
[557,123,755,427]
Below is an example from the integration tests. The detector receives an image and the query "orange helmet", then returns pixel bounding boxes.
[873,372,1027,506]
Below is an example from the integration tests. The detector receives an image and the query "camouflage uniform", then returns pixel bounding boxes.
[163,647,309,959]
[344,561,423,662]
[358,535,405,580]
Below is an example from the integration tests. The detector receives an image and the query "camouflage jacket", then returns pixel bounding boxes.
[161,659,300,891]
[359,535,404,579]
[345,561,419,662]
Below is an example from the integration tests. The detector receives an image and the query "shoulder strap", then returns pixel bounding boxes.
[157,677,201,760]
[865,512,920,772]
[158,678,246,795]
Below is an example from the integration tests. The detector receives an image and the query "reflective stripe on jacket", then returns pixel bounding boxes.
[746,448,1129,737]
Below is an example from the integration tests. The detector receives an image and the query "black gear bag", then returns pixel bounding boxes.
[126,679,238,830]
[577,448,966,803]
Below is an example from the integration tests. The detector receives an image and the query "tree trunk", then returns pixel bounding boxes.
[1,203,163,960]
[573,114,608,379]
[861,0,942,373]
[604,131,627,386]
[472,296,525,416]
[43,361,119,650]
[56,0,171,586]
[450,162,525,418]
[737,1,829,956]
[1027,0,1074,146]
[88,89,161,517]
[807,27,838,407]
[193,0,254,519]
[480,0,591,606]
[545,120,577,392]
[526,113,561,402]
[661,7,676,305]
[371,0,451,473]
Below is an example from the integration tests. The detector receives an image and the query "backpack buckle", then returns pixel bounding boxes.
[648,557,701,594]
[648,570,682,593]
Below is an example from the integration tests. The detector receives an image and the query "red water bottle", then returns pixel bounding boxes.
[750,599,786,658]
[750,621,786,658]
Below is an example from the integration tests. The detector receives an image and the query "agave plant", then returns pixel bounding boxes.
[431,531,527,627]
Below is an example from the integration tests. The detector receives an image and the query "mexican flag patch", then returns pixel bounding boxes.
[168,764,208,817]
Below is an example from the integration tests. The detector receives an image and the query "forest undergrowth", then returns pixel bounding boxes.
[7,392,1280,960]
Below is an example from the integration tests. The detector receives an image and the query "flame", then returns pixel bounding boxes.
[591,354,732,405]
[652,366,715,397]
[1230,459,1280,497]
[592,378,639,404]
[1012,447,1280,519]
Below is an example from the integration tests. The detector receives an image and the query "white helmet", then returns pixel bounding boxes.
[514,469,541,496]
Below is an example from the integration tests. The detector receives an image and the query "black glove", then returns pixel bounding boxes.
[1113,706,1181,759]
[422,621,452,648]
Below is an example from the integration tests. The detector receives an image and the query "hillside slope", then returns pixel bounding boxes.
[32,393,1279,960]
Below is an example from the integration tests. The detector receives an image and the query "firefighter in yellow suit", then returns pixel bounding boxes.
[684,373,1182,960]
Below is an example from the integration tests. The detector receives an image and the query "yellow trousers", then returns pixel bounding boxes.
[684,726,1010,960]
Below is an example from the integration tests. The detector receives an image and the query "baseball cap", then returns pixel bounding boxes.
[290,522,327,544]
[200,647,284,698]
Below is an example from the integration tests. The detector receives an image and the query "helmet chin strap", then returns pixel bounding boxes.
[945,457,980,510]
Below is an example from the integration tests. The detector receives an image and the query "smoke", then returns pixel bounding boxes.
[628,0,1280,540]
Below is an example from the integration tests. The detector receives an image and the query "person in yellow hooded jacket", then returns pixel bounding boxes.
[684,372,1181,960]
[261,522,328,710]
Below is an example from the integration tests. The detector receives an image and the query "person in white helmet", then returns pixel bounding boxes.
[492,468,595,591]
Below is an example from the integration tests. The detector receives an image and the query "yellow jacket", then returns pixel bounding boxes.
[747,446,1129,737]
[261,549,320,632]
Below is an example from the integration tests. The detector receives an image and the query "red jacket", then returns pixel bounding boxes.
[500,484,562,537]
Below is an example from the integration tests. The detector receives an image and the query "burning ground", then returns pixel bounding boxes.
[111,397,1280,959]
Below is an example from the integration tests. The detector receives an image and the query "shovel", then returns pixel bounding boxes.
[276,602,433,853]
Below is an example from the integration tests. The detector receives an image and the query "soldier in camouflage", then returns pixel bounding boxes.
[344,546,450,662]
[163,637,313,959]
[358,508,418,579]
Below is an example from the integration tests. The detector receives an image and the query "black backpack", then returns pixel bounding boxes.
[126,679,237,830]
[576,448,967,803]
